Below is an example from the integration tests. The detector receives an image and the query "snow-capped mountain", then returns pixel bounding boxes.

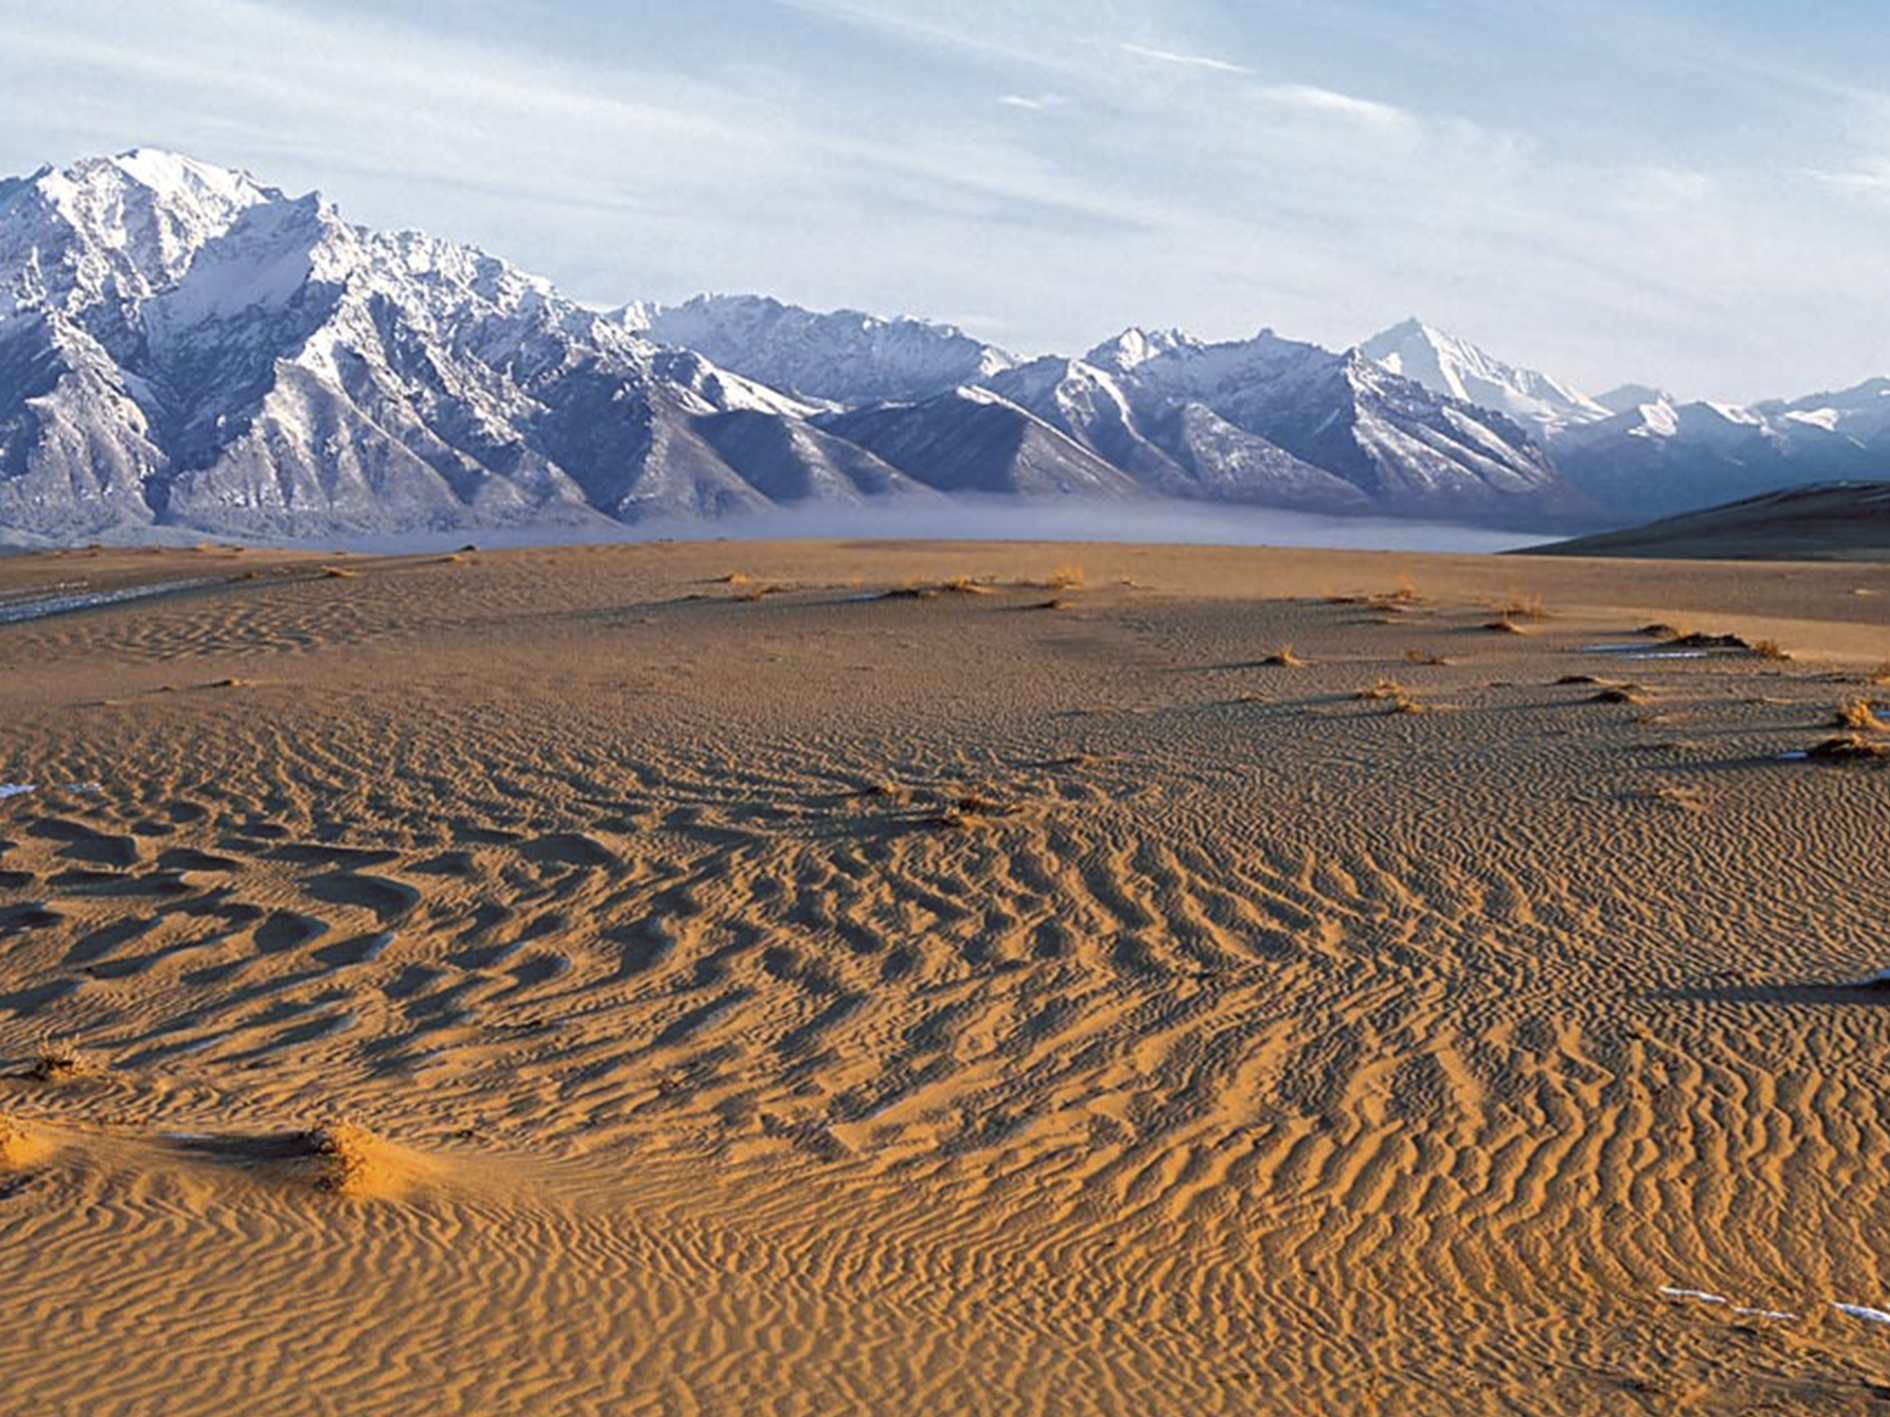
[985,355,1368,512]
[1551,383,1889,519]
[819,385,1141,498]
[1,149,1883,543]
[1360,318,1610,438]
[1087,326,1589,518]
[1760,378,1890,446]
[0,152,951,538]
[635,294,1014,407]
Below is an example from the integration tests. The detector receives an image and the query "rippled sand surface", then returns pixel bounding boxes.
[3,539,1889,1415]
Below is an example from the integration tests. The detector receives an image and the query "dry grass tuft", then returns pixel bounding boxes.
[942,576,994,596]
[1356,678,1406,701]
[1262,645,1305,667]
[1833,697,1889,731]
[24,1044,93,1082]
[1806,735,1890,764]
[319,566,357,580]
[1403,649,1450,666]
[1483,617,1526,635]
[1495,591,1546,621]
[1038,564,1085,591]
[1752,638,1791,661]
[1366,577,1424,613]
[721,572,754,586]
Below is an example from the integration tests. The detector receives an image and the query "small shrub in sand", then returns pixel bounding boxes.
[1494,591,1546,621]
[1834,697,1889,732]
[1752,638,1791,661]
[1806,735,1890,764]
[942,576,994,596]
[319,566,357,580]
[1366,578,1423,612]
[1039,564,1085,591]
[1356,678,1406,701]
[0,1113,50,1169]
[25,1044,92,1082]
[1483,616,1526,634]
[721,572,754,586]
[1262,645,1305,667]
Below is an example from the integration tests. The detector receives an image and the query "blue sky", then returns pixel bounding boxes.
[2,0,1886,400]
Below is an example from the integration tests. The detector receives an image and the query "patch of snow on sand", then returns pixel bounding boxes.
[1659,1287,1727,1305]
[1835,1303,1890,1326]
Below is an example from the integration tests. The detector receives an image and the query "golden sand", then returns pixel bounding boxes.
[2,539,1889,1414]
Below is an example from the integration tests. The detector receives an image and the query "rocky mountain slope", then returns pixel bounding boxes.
[1360,321,1890,522]
[1,149,1882,543]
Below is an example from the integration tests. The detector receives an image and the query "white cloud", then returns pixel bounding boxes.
[1257,83,1411,131]
[998,93,1063,111]
[1119,42,1250,76]
[1808,161,1890,202]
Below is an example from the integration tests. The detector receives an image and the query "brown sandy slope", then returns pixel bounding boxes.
[1531,481,1890,561]
[2,539,1890,1415]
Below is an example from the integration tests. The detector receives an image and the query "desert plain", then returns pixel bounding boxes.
[2,537,1889,1415]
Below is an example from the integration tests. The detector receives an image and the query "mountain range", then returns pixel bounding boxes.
[0,150,1884,543]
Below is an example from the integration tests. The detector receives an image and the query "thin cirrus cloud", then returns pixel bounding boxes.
[1116,41,1411,134]
[1808,161,1890,201]
[1117,41,1251,75]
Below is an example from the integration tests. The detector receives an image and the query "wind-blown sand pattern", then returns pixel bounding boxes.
[3,540,1890,1414]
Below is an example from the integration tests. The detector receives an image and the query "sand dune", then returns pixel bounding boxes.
[1533,481,1890,562]
[3,539,1890,1413]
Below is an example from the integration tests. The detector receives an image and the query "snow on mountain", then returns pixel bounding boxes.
[0,152,936,536]
[639,294,1015,406]
[987,355,1367,512]
[1552,390,1884,519]
[1360,318,1610,438]
[1760,377,1890,446]
[818,386,1141,499]
[1086,326,1588,519]
[2,148,1884,542]
[1594,383,1673,416]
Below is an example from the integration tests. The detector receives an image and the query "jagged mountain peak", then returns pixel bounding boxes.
[1083,326,1202,373]
[639,293,1014,405]
[1359,317,1609,438]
